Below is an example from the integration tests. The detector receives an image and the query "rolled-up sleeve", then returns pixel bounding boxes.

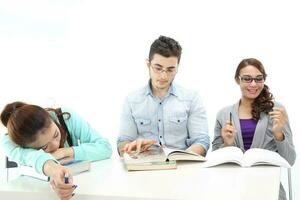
[185,94,210,151]
[117,97,138,145]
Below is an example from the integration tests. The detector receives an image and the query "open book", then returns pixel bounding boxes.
[200,146,291,168]
[19,160,91,181]
[123,146,206,171]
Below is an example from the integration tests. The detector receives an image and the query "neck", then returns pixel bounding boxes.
[239,97,254,118]
[151,85,170,98]
[240,97,254,108]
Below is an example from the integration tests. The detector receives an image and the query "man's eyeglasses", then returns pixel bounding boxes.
[150,65,177,75]
[239,75,265,83]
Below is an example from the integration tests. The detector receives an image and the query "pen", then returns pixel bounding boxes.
[64,174,69,184]
[229,112,232,126]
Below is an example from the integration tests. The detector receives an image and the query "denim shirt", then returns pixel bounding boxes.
[117,82,210,151]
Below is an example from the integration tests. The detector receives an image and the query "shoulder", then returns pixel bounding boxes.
[48,107,81,124]
[60,107,76,115]
[1,133,10,146]
[173,84,201,102]
[216,103,236,118]
[125,85,149,104]
[273,101,285,108]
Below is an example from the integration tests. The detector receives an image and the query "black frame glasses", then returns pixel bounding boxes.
[239,75,266,83]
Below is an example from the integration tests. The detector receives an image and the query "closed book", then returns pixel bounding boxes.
[19,160,91,181]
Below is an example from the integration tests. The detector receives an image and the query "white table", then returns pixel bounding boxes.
[0,157,281,200]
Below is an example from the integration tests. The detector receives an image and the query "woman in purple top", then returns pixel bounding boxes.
[212,58,296,200]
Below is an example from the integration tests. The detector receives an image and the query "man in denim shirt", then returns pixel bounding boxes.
[117,35,210,156]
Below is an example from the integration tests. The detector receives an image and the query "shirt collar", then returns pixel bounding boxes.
[144,80,179,97]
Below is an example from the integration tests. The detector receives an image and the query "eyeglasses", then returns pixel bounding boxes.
[150,64,177,75]
[239,75,265,83]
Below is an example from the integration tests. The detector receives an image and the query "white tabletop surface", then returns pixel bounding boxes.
[0,155,281,200]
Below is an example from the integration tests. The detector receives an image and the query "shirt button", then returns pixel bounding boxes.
[158,119,161,122]
[140,122,143,125]
[159,102,162,105]
[159,136,162,138]
[177,120,180,123]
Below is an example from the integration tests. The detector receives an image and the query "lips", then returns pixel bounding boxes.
[247,89,258,95]
[158,80,168,84]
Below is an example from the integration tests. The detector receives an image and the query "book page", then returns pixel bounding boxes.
[243,148,291,168]
[19,165,49,181]
[163,147,206,161]
[123,147,167,164]
[200,146,244,167]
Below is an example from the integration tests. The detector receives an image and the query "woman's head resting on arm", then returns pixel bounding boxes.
[1,101,65,153]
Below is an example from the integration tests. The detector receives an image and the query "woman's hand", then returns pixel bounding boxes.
[221,121,236,146]
[51,147,74,160]
[44,160,76,200]
[269,107,288,141]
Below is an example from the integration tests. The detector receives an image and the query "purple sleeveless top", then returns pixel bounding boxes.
[239,119,257,150]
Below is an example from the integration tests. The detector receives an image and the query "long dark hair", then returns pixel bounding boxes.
[235,58,274,120]
[1,102,69,148]
[46,108,70,147]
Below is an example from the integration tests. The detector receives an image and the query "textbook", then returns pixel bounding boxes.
[123,146,206,171]
[200,146,291,168]
[19,160,91,181]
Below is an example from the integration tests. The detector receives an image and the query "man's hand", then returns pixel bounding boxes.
[123,139,157,154]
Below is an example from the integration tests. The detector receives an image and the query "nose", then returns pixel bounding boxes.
[249,79,257,86]
[160,70,168,78]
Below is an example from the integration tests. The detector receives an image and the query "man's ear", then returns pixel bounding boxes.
[146,59,150,68]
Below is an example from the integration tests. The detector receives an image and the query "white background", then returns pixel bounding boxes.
[0,0,299,199]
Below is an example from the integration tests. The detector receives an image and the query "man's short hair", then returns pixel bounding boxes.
[149,35,182,63]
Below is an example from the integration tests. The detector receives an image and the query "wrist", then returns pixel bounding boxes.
[66,147,74,159]
[43,160,60,177]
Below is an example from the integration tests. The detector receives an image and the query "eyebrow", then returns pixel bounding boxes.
[241,74,264,77]
[38,130,58,149]
[153,63,176,69]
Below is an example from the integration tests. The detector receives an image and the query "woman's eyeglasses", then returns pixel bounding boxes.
[239,75,265,83]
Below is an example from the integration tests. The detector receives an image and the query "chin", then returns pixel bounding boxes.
[245,94,259,100]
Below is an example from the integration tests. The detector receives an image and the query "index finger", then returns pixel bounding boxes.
[136,139,142,153]
[272,107,285,113]
[143,139,157,145]
[126,140,137,153]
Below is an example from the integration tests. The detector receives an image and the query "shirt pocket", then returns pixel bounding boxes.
[135,118,152,135]
[169,116,188,135]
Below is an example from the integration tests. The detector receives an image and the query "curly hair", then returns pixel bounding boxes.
[149,35,182,63]
[235,58,274,120]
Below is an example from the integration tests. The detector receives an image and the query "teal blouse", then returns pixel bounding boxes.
[1,107,112,175]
